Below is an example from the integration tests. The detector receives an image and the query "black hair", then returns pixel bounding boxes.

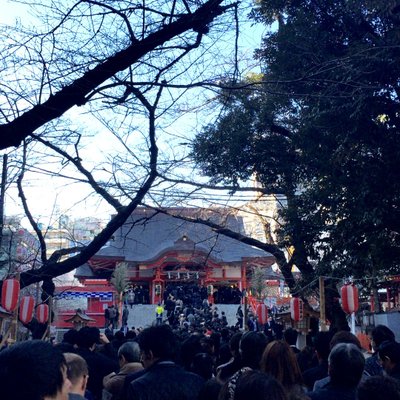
[378,340,400,364]
[357,375,400,400]
[329,343,365,387]
[76,326,100,349]
[283,328,298,346]
[137,324,178,361]
[330,330,362,350]
[126,330,137,340]
[234,370,288,400]
[371,325,395,348]
[0,340,66,400]
[229,332,243,354]
[191,352,214,380]
[114,330,125,341]
[314,331,334,361]
[239,332,268,369]
[63,328,80,345]
[180,334,204,369]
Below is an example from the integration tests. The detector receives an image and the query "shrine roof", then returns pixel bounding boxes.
[75,263,94,278]
[94,207,272,263]
[65,310,95,322]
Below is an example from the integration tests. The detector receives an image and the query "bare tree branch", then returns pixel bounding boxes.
[17,143,47,263]
[0,0,236,150]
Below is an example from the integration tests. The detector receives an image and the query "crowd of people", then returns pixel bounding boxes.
[1,312,400,400]
[121,283,243,308]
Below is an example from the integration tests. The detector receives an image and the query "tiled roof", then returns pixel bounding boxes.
[96,207,272,263]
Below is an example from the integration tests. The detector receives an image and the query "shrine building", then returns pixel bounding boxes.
[55,207,279,328]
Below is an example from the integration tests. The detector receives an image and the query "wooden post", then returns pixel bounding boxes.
[41,296,53,341]
[0,322,14,347]
[319,276,327,331]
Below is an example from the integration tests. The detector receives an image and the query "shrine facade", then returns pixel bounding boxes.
[55,207,279,328]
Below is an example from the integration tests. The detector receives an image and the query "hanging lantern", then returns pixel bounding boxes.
[341,283,359,314]
[256,303,268,325]
[1,278,20,312]
[155,284,162,296]
[290,297,303,322]
[19,296,35,324]
[207,285,213,296]
[36,303,49,324]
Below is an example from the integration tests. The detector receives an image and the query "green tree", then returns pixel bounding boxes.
[192,0,400,322]
[111,263,129,324]
[250,266,267,299]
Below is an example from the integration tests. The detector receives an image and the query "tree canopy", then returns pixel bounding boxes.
[193,0,400,292]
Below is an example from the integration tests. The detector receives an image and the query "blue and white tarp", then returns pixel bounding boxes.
[55,291,113,300]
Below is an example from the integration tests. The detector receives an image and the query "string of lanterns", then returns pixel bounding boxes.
[289,282,359,322]
[1,278,49,324]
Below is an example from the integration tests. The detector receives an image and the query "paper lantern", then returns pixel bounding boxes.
[290,297,303,322]
[1,278,20,312]
[19,296,35,324]
[341,284,359,314]
[36,303,49,324]
[256,303,268,324]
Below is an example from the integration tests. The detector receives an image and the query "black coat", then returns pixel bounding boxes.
[308,384,357,400]
[303,361,329,391]
[127,361,204,400]
[77,348,119,400]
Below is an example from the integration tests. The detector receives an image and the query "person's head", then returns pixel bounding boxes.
[357,375,400,400]
[76,326,101,351]
[191,352,214,380]
[137,324,178,367]
[114,330,125,341]
[0,340,71,400]
[181,334,204,370]
[239,332,268,369]
[283,328,298,347]
[62,329,79,347]
[328,343,365,387]
[230,332,243,357]
[260,340,303,389]
[126,329,137,340]
[330,330,361,350]
[234,370,288,400]
[64,353,88,397]
[118,341,141,367]
[314,331,334,361]
[378,340,400,374]
[370,325,395,351]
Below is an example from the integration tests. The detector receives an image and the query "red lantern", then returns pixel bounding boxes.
[341,284,359,314]
[1,278,20,312]
[290,297,303,322]
[19,296,35,324]
[36,303,49,324]
[256,303,268,324]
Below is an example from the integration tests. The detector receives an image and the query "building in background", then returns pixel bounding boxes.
[53,207,285,328]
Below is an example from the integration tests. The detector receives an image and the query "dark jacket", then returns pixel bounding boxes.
[303,360,329,391]
[127,361,204,400]
[308,383,357,400]
[77,348,119,400]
